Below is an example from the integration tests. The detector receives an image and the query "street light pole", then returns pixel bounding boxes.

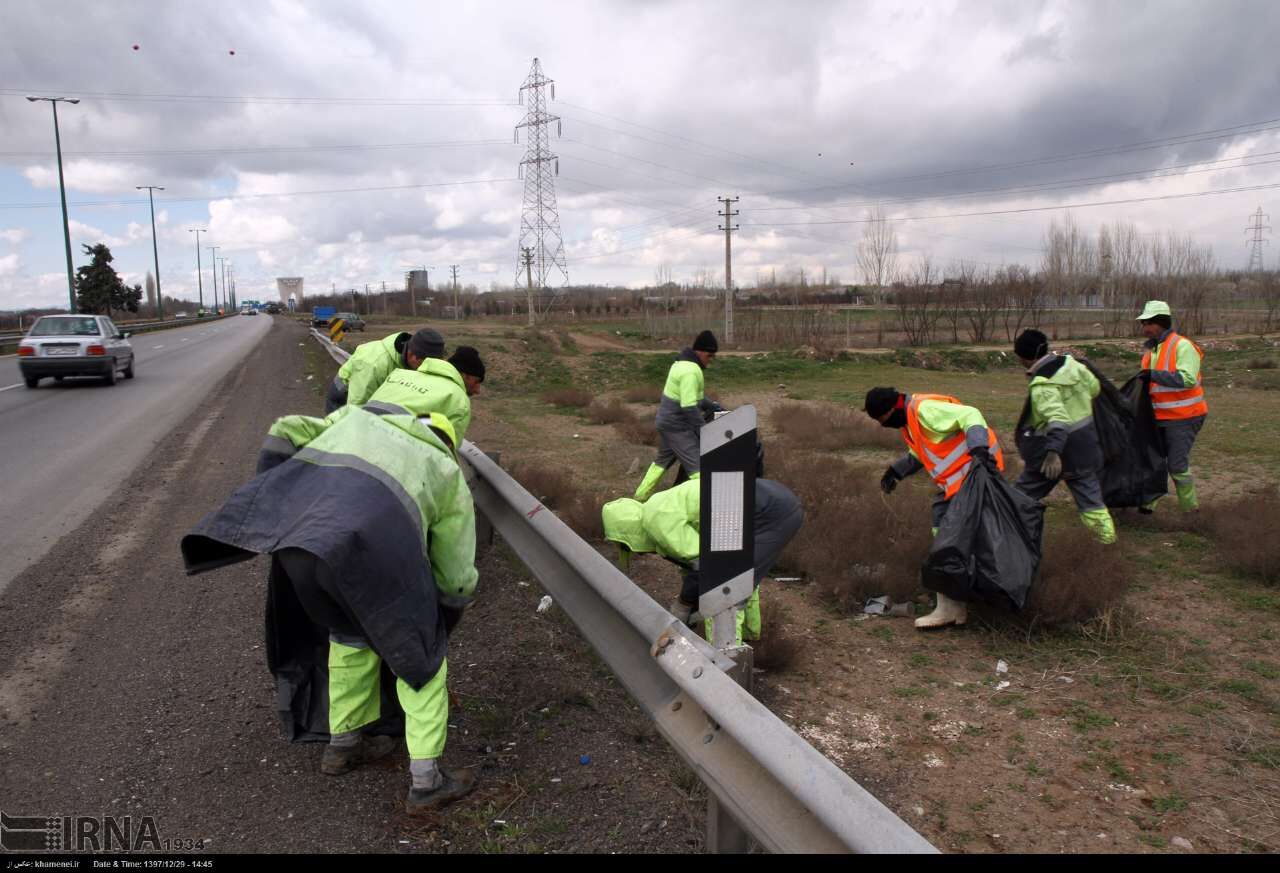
[136,185,165,318]
[28,95,80,313]
[208,246,220,312]
[189,229,206,311]
[220,258,228,309]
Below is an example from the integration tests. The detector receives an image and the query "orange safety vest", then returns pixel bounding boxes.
[1141,333,1207,421]
[902,394,1005,500]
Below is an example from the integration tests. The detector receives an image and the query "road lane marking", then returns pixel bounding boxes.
[0,383,23,393]
[153,344,164,349]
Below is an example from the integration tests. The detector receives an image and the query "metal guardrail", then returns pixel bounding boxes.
[308,328,936,854]
[1,313,235,345]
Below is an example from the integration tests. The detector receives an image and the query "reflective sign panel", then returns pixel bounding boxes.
[710,471,744,552]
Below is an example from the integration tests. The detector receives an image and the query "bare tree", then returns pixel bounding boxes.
[895,255,940,346]
[857,206,899,301]
[1001,265,1047,341]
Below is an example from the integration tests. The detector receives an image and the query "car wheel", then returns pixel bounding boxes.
[124,357,135,379]
[24,377,39,389]
[104,365,117,386]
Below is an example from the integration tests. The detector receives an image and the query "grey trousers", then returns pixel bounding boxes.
[652,427,700,477]
[1015,468,1106,512]
[1161,417,1205,476]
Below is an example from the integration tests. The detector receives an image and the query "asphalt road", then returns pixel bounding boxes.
[0,315,272,591]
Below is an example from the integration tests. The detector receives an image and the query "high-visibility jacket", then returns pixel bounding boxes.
[654,349,713,433]
[1142,331,1207,422]
[364,359,472,444]
[602,478,803,584]
[336,332,411,408]
[1016,354,1104,474]
[903,394,1004,500]
[604,478,702,562]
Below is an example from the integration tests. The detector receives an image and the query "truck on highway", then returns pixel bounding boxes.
[311,306,336,327]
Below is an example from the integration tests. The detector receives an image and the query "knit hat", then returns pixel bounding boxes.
[863,387,900,418]
[692,330,718,353]
[408,328,446,361]
[448,346,485,382]
[1014,329,1050,361]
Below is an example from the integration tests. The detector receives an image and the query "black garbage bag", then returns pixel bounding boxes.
[921,464,1045,610]
[1081,362,1168,508]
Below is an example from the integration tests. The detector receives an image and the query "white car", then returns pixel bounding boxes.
[17,314,135,388]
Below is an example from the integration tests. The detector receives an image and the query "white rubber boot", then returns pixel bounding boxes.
[914,592,968,629]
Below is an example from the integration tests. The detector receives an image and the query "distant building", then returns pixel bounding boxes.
[277,277,304,305]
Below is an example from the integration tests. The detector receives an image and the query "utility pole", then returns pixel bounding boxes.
[136,185,165,318]
[217,257,226,312]
[223,260,232,309]
[514,58,569,308]
[207,246,220,312]
[381,280,387,315]
[189,228,206,312]
[718,196,740,344]
[27,96,80,313]
[450,264,460,320]
[521,247,536,326]
[1247,206,1272,273]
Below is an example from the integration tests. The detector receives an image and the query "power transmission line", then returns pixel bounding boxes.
[0,175,518,210]
[740,181,1280,228]
[0,138,515,158]
[514,58,569,299]
[0,88,515,107]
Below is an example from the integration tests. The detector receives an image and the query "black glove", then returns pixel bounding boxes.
[441,605,466,635]
[970,446,999,473]
[881,466,902,494]
[1138,368,1152,384]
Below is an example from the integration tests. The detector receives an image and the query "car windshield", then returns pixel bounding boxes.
[29,317,101,337]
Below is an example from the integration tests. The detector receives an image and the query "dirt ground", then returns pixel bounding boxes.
[0,319,706,854]
[419,318,1280,854]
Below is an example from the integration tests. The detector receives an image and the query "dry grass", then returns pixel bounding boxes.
[1246,357,1278,370]
[1155,488,1280,584]
[769,402,901,452]
[586,399,634,425]
[612,412,659,447]
[623,386,662,404]
[507,461,606,542]
[752,599,803,672]
[769,450,932,611]
[542,388,593,408]
[1023,525,1132,625]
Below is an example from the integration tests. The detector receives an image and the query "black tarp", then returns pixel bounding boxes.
[181,459,443,742]
[1081,363,1169,508]
[921,464,1045,610]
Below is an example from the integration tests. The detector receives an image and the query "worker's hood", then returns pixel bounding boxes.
[601,497,656,553]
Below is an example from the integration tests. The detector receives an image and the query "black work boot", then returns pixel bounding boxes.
[405,767,477,814]
[320,734,397,776]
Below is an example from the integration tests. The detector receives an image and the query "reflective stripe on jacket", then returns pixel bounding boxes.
[1142,331,1207,421]
[335,332,410,407]
[903,394,1004,500]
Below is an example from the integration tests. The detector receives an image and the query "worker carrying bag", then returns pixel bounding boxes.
[921,464,1045,610]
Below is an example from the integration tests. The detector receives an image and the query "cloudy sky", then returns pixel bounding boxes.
[2,0,1278,310]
